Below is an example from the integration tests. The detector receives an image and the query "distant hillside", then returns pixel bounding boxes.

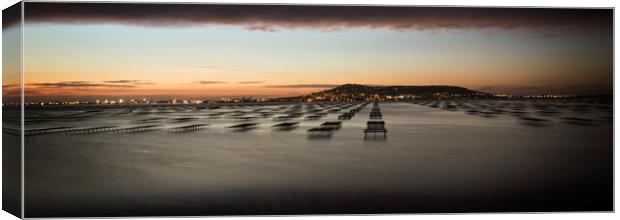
[319,84,480,95]
[273,84,489,101]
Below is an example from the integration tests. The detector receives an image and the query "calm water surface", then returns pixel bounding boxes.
[16,100,612,216]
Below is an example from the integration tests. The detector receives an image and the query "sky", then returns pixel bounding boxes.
[3,3,613,99]
[2,2,21,103]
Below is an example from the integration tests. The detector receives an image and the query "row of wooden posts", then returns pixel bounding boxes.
[364,102,388,139]
[7,101,395,139]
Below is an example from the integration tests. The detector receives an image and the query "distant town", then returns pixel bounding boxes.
[3,84,597,106]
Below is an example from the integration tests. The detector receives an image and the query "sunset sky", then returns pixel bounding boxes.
[3,3,613,98]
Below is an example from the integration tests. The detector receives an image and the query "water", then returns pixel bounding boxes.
[14,100,612,217]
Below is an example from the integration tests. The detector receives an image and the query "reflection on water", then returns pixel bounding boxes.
[16,99,613,217]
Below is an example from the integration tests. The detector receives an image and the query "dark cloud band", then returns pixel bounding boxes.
[103,80,140,83]
[197,81,227,84]
[239,81,263,84]
[28,81,137,88]
[9,3,611,34]
[2,2,21,30]
[103,80,154,85]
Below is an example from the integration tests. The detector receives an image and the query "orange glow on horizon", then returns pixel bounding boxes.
[22,83,331,98]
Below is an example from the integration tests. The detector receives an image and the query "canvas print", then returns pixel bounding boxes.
[1,2,614,217]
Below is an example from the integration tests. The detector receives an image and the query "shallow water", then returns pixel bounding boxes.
[17,100,613,217]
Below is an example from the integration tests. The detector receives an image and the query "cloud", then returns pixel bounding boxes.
[24,90,43,95]
[239,81,263,84]
[197,81,227,84]
[103,80,155,85]
[2,2,21,30]
[27,81,136,88]
[103,80,140,83]
[2,84,19,89]
[2,86,22,96]
[245,25,277,32]
[265,84,338,88]
[13,3,611,35]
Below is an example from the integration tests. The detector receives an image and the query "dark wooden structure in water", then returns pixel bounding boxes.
[227,122,259,131]
[320,121,342,129]
[364,102,387,139]
[364,120,388,139]
[369,111,382,119]
[272,122,299,131]
[307,126,337,138]
[168,124,209,132]
[305,115,323,121]
[338,112,354,120]
[561,117,597,126]
[517,117,553,127]
[116,125,162,134]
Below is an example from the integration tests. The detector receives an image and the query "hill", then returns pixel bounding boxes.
[273,84,489,101]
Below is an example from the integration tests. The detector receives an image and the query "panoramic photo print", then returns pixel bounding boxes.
[1,2,614,217]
